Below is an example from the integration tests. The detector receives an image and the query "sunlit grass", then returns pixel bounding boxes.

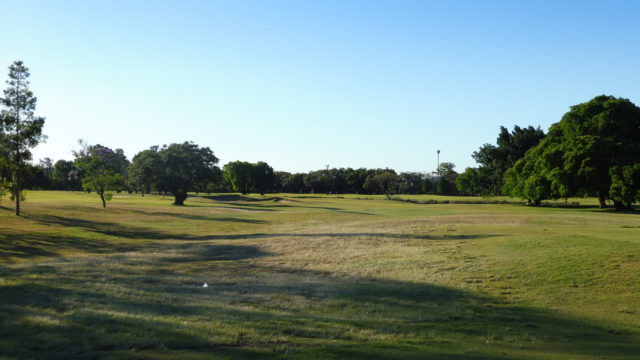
[1,191,638,359]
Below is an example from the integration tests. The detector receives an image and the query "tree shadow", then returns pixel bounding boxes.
[203,195,280,202]
[1,259,636,359]
[118,208,269,223]
[25,214,188,241]
[9,214,503,255]
[201,195,376,215]
[0,232,141,262]
[24,214,264,243]
[197,232,500,241]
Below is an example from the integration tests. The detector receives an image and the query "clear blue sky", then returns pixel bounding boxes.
[2,0,640,173]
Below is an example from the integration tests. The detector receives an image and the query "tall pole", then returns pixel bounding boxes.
[437,150,440,176]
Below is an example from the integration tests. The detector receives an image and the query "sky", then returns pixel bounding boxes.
[2,0,640,173]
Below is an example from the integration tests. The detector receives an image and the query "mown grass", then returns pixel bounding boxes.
[1,191,639,359]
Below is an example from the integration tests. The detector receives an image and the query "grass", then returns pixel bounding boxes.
[1,191,639,359]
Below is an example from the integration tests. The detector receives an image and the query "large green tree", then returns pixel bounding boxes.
[224,161,253,194]
[158,142,219,205]
[223,161,276,195]
[504,95,640,209]
[0,61,46,215]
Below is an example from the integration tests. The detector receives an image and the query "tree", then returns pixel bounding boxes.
[278,172,307,193]
[398,172,423,194]
[223,161,276,195]
[0,61,46,215]
[22,163,51,190]
[73,141,124,207]
[346,168,372,194]
[52,160,82,190]
[0,177,8,205]
[304,170,330,194]
[251,161,275,195]
[472,125,545,195]
[113,148,130,192]
[422,177,435,193]
[224,161,253,194]
[437,162,457,181]
[128,146,161,195]
[38,157,54,183]
[435,162,458,195]
[609,165,640,210]
[205,166,230,193]
[363,170,398,196]
[456,167,481,195]
[158,142,219,205]
[503,95,640,209]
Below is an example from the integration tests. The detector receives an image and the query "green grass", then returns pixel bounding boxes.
[1,191,639,359]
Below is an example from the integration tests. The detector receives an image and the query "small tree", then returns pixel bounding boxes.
[609,165,640,210]
[0,61,46,215]
[73,141,123,208]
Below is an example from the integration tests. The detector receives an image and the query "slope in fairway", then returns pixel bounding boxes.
[1,191,639,359]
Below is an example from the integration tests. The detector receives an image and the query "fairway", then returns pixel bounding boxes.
[1,192,639,359]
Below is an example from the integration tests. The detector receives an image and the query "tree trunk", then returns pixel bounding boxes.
[100,192,106,208]
[173,190,187,205]
[15,170,20,216]
[598,191,607,209]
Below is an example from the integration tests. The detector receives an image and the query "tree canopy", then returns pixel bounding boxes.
[73,142,124,208]
[157,142,219,205]
[503,95,640,209]
[128,146,161,195]
[223,161,275,195]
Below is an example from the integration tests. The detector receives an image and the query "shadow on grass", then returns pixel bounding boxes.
[1,258,637,359]
[216,201,375,216]
[201,195,377,215]
[118,208,269,223]
[19,214,487,248]
[586,207,640,215]
[203,195,280,202]
[24,214,269,243]
[0,231,144,262]
[199,232,499,241]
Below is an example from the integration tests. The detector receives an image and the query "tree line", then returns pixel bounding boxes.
[2,61,640,212]
[13,145,462,207]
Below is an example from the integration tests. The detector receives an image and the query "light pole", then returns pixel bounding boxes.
[437,150,440,176]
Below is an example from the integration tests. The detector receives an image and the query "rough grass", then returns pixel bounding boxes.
[0,191,639,359]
